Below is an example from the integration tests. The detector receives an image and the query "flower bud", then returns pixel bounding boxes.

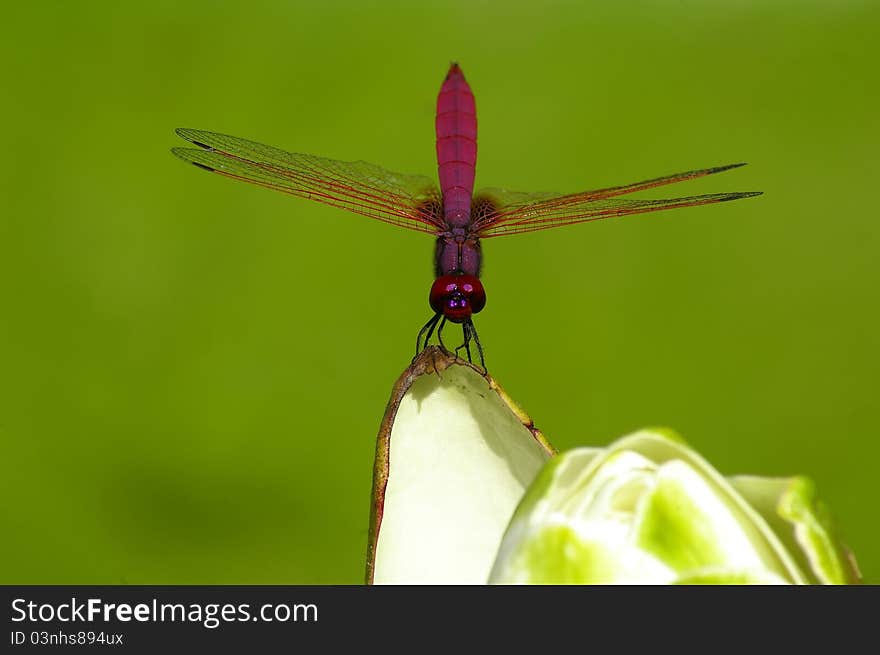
[489,429,860,585]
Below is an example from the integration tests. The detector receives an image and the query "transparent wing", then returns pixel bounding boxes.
[473,163,761,237]
[172,128,443,234]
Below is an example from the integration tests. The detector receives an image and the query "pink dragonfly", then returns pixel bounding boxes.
[173,63,760,369]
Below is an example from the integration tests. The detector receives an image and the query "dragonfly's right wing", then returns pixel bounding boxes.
[473,163,761,237]
[173,128,444,234]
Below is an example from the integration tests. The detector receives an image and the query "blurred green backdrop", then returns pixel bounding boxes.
[1,1,877,583]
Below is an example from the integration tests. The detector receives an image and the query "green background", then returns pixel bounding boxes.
[2,1,877,583]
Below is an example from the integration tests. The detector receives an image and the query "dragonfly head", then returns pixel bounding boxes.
[429,274,486,323]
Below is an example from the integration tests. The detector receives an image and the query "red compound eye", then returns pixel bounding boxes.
[429,274,486,323]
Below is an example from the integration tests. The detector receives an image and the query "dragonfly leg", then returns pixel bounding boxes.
[436,316,449,352]
[416,313,441,356]
[468,319,486,371]
[455,321,473,363]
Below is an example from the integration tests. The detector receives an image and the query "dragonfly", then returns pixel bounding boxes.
[172,63,760,370]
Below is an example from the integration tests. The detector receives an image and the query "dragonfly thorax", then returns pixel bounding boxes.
[434,235,482,278]
[430,274,486,323]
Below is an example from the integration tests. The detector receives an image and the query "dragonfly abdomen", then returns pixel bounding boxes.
[436,63,477,228]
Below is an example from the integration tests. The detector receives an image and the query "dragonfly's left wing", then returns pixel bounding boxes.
[173,129,443,234]
[472,163,761,237]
